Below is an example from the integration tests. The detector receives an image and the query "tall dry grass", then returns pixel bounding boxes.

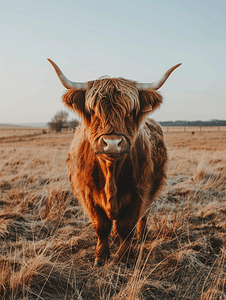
[0,129,226,299]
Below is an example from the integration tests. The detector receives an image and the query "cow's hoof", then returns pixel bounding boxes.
[94,260,104,267]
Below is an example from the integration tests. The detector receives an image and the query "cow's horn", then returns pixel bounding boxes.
[136,63,182,91]
[47,58,87,90]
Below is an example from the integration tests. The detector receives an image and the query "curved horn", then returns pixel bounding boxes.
[47,58,87,90]
[136,63,182,91]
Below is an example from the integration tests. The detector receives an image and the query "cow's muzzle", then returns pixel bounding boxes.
[97,134,130,156]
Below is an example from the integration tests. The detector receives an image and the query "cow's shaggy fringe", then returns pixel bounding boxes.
[86,77,140,122]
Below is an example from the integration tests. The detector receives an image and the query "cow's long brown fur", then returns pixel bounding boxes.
[63,77,167,265]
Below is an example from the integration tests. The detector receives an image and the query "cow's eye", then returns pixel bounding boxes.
[125,114,133,124]
[126,111,134,118]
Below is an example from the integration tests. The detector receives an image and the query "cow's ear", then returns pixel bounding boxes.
[62,89,90,119]
[139,90,163,113]
[136,90,163,126]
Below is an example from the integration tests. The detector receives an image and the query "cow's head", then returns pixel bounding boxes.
[48,59,181,160]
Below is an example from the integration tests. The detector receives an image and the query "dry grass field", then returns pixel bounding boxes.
[0,126,47,139]
[0,126,226,299]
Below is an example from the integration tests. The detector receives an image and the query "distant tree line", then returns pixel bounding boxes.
[48,111,79,132]
[158,120,226,127]
[48,112,226,132]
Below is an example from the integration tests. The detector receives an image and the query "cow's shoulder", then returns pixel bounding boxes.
[134,119,164,156]
[144,118,163,137]
[142,118,167,160]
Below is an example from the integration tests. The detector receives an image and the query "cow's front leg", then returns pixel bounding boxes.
[92,206,112,267]
[116,214,138,266]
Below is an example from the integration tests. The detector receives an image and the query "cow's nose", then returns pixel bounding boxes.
[102,138,122,153]
[99,135,129,155]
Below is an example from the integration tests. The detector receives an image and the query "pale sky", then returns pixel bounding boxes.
[1,0,226,124]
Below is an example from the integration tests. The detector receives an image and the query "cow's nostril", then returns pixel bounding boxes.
[103,139,108,147]
[117,139,122,147]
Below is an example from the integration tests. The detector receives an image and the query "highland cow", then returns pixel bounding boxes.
[48,59,181,266]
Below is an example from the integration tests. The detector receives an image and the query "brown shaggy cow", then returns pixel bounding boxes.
[48,59,181,266]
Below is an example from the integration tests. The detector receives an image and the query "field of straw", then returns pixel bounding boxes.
[0,126,226,300]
